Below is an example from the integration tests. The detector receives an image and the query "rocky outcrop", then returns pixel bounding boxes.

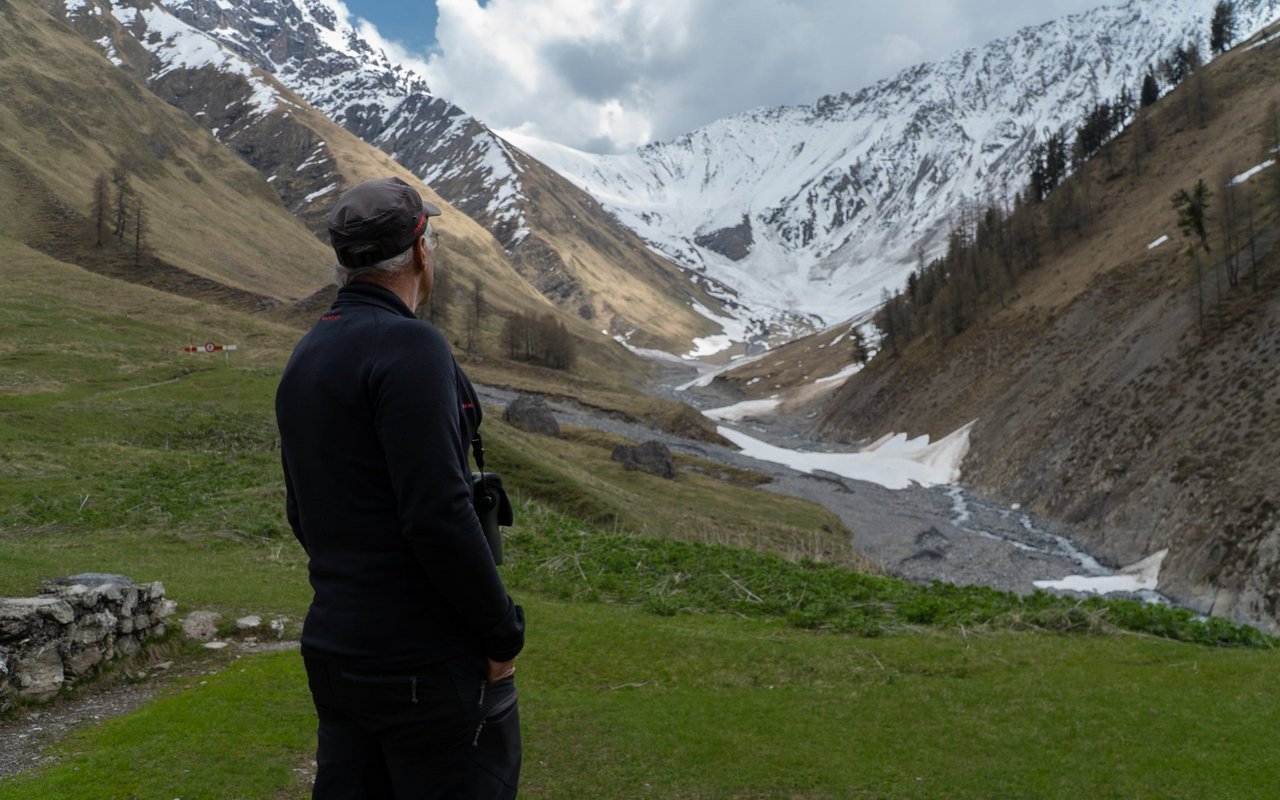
[611,441,677,480]
[694,216,754,261]
[0,574,176,711]
[503,395,560,437]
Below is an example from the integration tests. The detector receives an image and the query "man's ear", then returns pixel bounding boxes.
[413,237,428,272]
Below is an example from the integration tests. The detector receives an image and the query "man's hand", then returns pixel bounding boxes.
[487,658,516,683]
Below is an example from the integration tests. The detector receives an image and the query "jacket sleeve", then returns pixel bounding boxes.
[281,452,307,554]
[369,322,524,662]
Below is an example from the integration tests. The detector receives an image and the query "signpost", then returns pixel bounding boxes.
[183,342,239,364]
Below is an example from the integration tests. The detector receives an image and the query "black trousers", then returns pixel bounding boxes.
[304,652,521,799]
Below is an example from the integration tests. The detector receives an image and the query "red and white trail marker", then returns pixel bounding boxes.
[183,342,239,362]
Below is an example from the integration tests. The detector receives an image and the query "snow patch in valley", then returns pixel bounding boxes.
[703,399,783,422]
[684,302,752,359]
[716,421,975,491]
[1035,549,1168,596]
[1147,234,1169,250]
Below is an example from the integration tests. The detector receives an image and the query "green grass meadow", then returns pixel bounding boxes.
[2,596,1279,799]
[4,239,1280,798]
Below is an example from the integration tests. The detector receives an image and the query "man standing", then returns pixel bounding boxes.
[276,177,524,799]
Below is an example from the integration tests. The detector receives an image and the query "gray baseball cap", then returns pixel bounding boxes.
[327,177,441,268]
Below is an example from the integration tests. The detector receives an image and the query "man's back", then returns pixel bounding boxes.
[277,281,522,669]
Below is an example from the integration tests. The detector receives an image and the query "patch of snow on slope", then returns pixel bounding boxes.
[814,362,864,386]
[1231,159,1276,185]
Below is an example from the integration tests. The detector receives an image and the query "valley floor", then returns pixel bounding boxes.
[476,382,1147,600]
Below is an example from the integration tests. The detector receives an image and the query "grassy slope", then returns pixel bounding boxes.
[0,0,334,299]
[0,235,846,583]
[267,97,654,388]
[509,152,723,352]
[7,0,653,390]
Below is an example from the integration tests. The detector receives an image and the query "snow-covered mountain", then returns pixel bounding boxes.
[68,0,1280,346]
[67,0,722,348]
[511,0,1280,328]
[92,0,533,246]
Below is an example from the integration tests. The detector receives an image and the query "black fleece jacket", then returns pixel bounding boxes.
[275,282,523,670]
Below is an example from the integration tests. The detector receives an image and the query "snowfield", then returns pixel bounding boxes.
[715,421,976,491]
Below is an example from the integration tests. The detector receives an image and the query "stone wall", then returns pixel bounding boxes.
[0,573,176,712]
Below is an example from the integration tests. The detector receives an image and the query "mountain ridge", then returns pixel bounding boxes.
[515,0,1280,335]
[109,0,723,351]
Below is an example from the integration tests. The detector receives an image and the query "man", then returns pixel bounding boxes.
[276,177,524,799]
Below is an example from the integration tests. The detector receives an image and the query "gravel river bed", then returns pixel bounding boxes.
[477,379,1160,600]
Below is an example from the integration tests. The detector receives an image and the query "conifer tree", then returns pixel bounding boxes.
[92,174,109,246]
[1140,71,1160,108]
[465,278,485,352]
[134,198,146,267]
[112,169,132,240]
[1210,1,1236,54]
[1172,179,1212,253]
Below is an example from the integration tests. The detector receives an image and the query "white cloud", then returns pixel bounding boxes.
[422,0,1107,153]
[353,18,433,80]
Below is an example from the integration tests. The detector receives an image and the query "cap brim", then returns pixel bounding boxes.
[423,200,442,218]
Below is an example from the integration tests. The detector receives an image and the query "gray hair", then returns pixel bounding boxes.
[332,222,435,287]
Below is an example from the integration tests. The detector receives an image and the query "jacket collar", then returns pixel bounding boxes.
[333,281,415,320]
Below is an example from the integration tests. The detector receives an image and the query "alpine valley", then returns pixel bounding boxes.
[26,0,1280,634]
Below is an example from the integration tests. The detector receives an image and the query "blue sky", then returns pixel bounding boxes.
[342,0,442,53]
[346,0,1109,154]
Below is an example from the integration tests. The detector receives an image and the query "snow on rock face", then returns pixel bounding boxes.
[512,0,1280,332]
[106,0,290,118]
[130,0,531,247]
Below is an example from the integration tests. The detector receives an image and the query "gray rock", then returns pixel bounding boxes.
[0,597,76,639]
[15,644,64,700]
[611,440,677,480]
[236,615,262,631]
[45,573,134,590]
[503,394,560,437]
[62,644,104,678]
[71,611,118,646]
[181,611,222,642]
[156,599,178,620]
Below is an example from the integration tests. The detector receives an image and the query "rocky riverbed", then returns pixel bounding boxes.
[477,376,1161,600]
